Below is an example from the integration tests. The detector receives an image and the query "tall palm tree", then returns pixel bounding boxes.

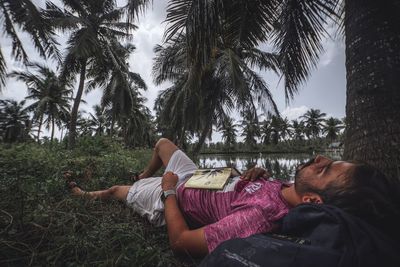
[88,105,108,136]
[343,1,400,177]
[88,43,147,136]
[8,63,72,141]
[240,111,260,149]
[279,117,292,142]
[301,109,326,139]
[121,103,156,148]
[291,119,306,141]
[0,99,31,142]
[269,115,282,145]
[0,0,60,90]
[219,117,238,149]
[45,0,136,148]
[163,0,400,178]
[323,117,344,142]
[259,119,272,145]
[63,110,90,137]
[153,33,280,153]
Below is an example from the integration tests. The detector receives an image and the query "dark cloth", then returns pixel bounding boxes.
[199,204,400,267]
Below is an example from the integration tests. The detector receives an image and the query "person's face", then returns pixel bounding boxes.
[295,155,355,193]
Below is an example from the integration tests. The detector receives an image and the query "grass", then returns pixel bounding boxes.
[0,137,200,266]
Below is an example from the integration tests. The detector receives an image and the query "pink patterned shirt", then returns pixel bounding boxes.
[177,178,290,252]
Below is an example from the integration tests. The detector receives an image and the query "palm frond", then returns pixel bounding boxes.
[242,48,280,75]
[45,2,81,32]
[128,72,147,90]
[223,0,277,46]
[246,70,279,115]
[272,0,339,101]
[152,39,187,84]
[125,0,152,23]
[62,0,89,18]
[103,22,137,32]
[1,1,28,62]
[165,0,222,66]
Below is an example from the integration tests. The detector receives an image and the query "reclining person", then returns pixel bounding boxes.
[67,138,400,258]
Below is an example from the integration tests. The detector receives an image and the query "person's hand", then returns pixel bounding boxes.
[241,167,270,181]
[162,171,178,191]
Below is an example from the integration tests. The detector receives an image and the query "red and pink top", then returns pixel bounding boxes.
[177,178,291,252]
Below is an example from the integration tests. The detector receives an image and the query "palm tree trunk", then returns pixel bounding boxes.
[343,0,400,179]
[51,117,55,142]
[193,122,211,155]
[68,59,87,149]
[37,115,43,142]
[177,127,187,149]
[110,117,115,136]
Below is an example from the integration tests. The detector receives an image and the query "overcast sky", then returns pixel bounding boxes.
[0,0,346,140]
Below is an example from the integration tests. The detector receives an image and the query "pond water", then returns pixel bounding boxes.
[195,150,343,182]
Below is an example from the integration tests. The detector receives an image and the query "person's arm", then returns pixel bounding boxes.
[161,172,208,257]
[241,167,271,181]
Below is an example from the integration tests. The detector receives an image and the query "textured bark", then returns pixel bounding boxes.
[68,60,87,149]
[344,0,400,179]
[37,115,43,142]
[51,117,55,142]
[193,122,211,155]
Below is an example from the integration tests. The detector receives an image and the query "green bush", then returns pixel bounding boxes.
[0,138,195,267]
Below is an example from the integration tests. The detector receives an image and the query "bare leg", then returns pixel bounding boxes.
[70,184,132,201]
[139,138,179,179]
[68,138,179,200]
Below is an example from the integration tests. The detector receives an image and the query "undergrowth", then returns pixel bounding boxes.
[0,137,199,266]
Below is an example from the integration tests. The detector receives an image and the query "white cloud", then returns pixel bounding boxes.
[127,0,170,113]
[318,24,345,67]
[281,106,309,120]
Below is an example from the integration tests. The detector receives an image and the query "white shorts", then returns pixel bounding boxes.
[126,150,197,227]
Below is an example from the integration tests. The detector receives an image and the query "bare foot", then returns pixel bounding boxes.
[68,181,86,197]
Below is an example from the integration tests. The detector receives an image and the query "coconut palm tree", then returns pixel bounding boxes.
[163,0,400,178]
[0,99,31,142]
[86,41,153,147]
[323,117,344,142]
[0,0,60,90]
[45,0,137,148]
[291,119,306,141]
[69,111,91,137]
[121,103,155,148]
[88,43,147,136]
[279,117,292,142]
[301,109,326,139]
[240,111,260,149]
[219,117,238,149]
[8,63,73,141]
[259,119,272,145]
[87,105,108,136]
[269,115,283,145]
[153,33,280,153]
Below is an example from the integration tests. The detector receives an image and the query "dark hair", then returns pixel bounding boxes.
[309,162,400,240]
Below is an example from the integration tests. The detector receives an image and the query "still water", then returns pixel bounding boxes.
[195,151,343,182]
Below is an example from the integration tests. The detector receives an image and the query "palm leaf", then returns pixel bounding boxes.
[125,0,152,23]
[272,0,339,101]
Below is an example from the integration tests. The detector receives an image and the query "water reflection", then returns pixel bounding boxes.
[195,151,343,182]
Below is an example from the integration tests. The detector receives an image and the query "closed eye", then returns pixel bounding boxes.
[323,161,334,174]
